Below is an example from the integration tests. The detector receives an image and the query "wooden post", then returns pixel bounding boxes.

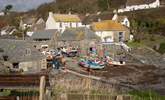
[45,88,52,100]
[39,76,46,100]
[116,95,123,100]
[60,93,68,100]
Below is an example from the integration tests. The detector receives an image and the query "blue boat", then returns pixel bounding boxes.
[78,59,105,70]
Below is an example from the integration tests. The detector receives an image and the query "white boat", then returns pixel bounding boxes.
[108,60,126,66]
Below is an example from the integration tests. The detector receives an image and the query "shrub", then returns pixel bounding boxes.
[129,90,165,100]
[158,42,165,54]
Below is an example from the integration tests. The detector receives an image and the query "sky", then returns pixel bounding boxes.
[0,0,54,12]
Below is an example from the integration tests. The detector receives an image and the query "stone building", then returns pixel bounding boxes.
[0,39,47,73]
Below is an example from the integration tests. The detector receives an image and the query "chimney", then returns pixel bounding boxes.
[97,11,101,15]
[68,11,71,15]
[49,12,54,17]
[85,13,90,16]
[112,13,118,21]
[98,18,101,22]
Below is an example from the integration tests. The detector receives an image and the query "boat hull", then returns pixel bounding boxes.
[79,60,105,70]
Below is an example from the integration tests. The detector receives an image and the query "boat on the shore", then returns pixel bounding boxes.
[107,60,126,66]
[78,59,105,70]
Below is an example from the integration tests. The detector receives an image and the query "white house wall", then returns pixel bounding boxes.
[46,14,57,29]
[46,12,83,33]
[46,21,82,33]
[95,31,114,42]
[71,22,77,27]
[121,18,130,27]
[78,22,82,27]
[115,0,160,13]
[0,12,4,16]
[1,30,7,36]
[112,14,118,21]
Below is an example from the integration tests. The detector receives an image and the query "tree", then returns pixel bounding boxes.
[130,19,147,42]
[97,0,111,11]
[5,5,13,11]
[4,5,13,15]
[158,43,165,54]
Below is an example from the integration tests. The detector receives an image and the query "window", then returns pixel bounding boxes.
[34,45,37,48]
[119,32,124,42]
[0,89,3,92]
[0,48,4,52]
[70,22,72,27]
[125,21,128,26]
[3,55,8,61]
[25,48,31,55]
[60,22,62,28]
[13,63,19,69]
[119,32,123,35]
[76,23,78,27]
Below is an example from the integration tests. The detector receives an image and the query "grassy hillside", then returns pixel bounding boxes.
[33,0,126,19]
[122,7,165,36]
[121,7,165,53]
[31,0,165,19]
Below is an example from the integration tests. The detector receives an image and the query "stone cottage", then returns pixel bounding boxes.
[59,27,100,54]
[31,29,60,49]
[0,39,47,73]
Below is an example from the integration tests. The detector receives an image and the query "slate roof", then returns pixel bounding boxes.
[0,39,45,63]
[60,27,100,41]
[82,12,114,25]
[126,0,156,6]
[36,18,45,25]
[31,18,46,31]
[0,35,18,39]
[31,29,58,40]
[91,20,127,31]
[1,26,16,32]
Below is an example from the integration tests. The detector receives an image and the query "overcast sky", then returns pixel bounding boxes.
[0,0,54,12]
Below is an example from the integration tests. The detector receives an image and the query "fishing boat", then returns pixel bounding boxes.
[104,56,126,66]
[78,59,105,69]
[108,60,126,66]
[62,50,78,57]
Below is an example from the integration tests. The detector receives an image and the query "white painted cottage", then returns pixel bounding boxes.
[0,12,5,16]
[0,26,17,36]
[116,0,160,13]
[46,12,82,33]
[91,20,130,43]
